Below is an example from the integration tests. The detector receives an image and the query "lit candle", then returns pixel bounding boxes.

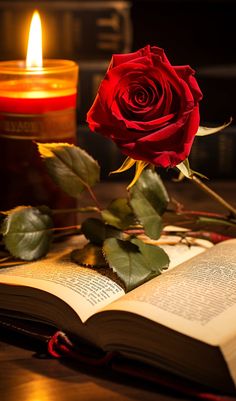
[0,11,78,140]
[0,11,79,219]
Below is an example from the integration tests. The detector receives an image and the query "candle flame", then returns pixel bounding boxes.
[26,11,43,68]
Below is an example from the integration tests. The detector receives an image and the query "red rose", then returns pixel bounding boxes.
[87,45,202,168]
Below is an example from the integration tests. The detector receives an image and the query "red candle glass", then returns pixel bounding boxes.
[0,60,78,219]
[0,11,79,225]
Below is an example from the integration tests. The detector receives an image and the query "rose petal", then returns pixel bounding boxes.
[150,46,172,66]
[174,65,203,102]
[110,47,150,68]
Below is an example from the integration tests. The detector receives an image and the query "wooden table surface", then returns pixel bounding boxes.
[1,180,236,401]
[0,330,190,401]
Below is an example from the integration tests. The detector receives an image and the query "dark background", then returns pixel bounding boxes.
[0,0,235,123]
[131,0,236,124]
[132,0,235,66]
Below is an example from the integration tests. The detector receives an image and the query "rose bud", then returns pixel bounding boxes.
[87,45,203,168]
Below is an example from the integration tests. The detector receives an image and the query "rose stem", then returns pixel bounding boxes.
[52,225,81,232]
[191,175,236,217]
[52,206,100,215]
[86,186,102,211]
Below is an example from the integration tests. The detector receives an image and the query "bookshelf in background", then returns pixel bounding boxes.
[189,126,236,180]
[192,64,236,180]
[198,65,236,127]
[0,1,132,61]
[78,60,110,125]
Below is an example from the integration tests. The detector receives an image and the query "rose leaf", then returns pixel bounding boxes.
[81,218,106,245]
[1,206,53,261]
[81,218,121,246]
[101,198,136,229]
[129,169,169,239]
[103,238,169,291]
[129,194,162,240]
[37,143,100,198]
[130,169,169,215]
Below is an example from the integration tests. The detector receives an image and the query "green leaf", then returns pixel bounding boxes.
[196,118,232,136]
[37,143,100,198]
[101,198,136,229]
[103,238,169,291]
[81,218,121,246]
[81,218,106,245]
[132,238,169,275]
[1,206,53,261]
[130,169,169,215]
[130,195,162,239]
[197,216,236,228]
[129,169,169,239]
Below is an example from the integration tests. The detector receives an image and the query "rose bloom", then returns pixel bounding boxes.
[87,45,203,168]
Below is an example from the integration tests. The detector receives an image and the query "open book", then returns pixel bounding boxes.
[0,234,236,394]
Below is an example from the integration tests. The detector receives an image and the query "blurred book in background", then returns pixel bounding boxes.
[189,126,236,180]
[191,63,236,180]
[78,60,110,124]
[0,1,132,60]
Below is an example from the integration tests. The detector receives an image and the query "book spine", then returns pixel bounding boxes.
[189,127,236,179]
[0,1,132,60]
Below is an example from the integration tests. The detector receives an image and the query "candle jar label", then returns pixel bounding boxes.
[0,108,76,140]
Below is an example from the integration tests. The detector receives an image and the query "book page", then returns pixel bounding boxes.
[103,239,236,346]
[0,233,211,324]
[155,235,212,269]
[140,226,213,269]
[0,239,124,323]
